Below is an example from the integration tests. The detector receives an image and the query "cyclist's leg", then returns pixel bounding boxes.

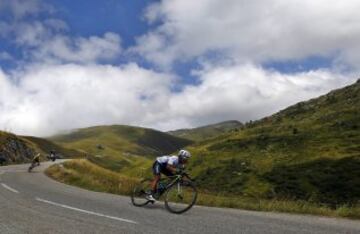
[151,162,161,193]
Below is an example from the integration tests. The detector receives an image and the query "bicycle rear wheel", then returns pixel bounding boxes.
[131,179,152,207]
[165,181,197,214]
[28,163,34,172]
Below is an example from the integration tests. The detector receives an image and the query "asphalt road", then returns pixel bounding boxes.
[0,161,359,234]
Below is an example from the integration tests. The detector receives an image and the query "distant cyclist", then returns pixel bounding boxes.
[28,153,41,172]
[48,150,56,161]
[32,153,41,166]
[147,149,191,202]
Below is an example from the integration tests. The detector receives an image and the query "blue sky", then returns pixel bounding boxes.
[0,0,153,66]
[47,0,152,45]
[0,0,358,136]
[0,0,198,87]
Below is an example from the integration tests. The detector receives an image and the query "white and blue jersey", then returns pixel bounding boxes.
[153,155,179,176]
[156,155,179,166]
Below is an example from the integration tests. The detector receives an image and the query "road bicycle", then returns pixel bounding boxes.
[131,171,197,214]
[28,161,40,172]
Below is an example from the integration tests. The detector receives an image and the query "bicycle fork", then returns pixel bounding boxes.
[177,182,184,200]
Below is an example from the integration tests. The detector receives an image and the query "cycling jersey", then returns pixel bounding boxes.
[32,154,40,163]
[153,155,180,176]
[156,155,179,167]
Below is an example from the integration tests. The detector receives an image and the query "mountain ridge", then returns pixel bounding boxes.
[168,120,243,141]
[50,124,192,171]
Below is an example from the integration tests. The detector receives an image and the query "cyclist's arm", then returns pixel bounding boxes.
[165,164,178,173]
[166,156,186,174]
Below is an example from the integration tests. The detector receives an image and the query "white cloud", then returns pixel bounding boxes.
[160,64,356,130]
[0,0,50,20]
[1,19,121,64]
[0,0,62,52]
[34,32,122,63]
[135,0,360,69]
[0,0,121,64]
[43,19,68,31]
[0,63,174,136]
[0,52,13,61]
[14,21,51,47]
[1,63,356,136]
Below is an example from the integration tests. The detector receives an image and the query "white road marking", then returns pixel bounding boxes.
[1,183,19,193]
[35,197,138,224]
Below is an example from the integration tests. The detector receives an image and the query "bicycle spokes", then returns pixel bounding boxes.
[131,176,198,214]
[131,179,153,207]
[165,182,197,214]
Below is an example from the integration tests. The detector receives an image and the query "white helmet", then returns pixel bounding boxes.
[178,149,191,159]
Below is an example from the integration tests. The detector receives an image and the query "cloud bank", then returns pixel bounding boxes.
[136,0,360,68]
[0,63,354,136]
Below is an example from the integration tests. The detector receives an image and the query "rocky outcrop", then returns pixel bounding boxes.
[0,133,35,164]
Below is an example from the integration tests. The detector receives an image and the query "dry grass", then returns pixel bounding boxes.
[46,159,139,196]
[46,159,360,219]
[196,193,360,219]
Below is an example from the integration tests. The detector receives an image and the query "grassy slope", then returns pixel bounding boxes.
[46,159,139,195]
[185,80,360,207]
[168,120,243,141]
[50,125,192,172]
[46,159,360,218]
[0,131,12,145]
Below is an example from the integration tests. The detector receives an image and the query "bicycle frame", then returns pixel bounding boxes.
[156,173,192,198]
[131,171,197,213]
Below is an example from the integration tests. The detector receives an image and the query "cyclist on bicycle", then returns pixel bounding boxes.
[147,149,191,202]
[32,153,41,166]
[48,150,56,161]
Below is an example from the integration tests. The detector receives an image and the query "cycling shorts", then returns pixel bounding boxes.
[152,161,173,176]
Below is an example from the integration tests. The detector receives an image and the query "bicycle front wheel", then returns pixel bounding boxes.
[164,181,197,214]
[131,179,152,207]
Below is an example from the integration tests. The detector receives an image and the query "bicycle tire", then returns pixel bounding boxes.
[131,179,152,207]
[164,181,197,214]
[28,163,34,172]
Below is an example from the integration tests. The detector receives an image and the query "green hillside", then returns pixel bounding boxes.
[22,136,82,158]
[186,80,360,207]
[50,125,192,172]
[168,120,243,141]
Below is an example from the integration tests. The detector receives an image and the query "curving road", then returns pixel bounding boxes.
[0,161,360,234]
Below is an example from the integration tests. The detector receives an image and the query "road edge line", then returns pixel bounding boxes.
[1,183,20,193]
[35,197,138,224]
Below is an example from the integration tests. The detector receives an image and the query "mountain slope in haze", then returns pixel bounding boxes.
[22,136,82,158]
[50,125,192,171]
[186,79,360,207]
[168,120,243,141]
